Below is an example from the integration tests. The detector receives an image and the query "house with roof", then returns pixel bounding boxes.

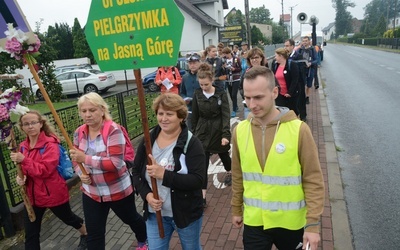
[175,0,228,54]
[322,22,335,40]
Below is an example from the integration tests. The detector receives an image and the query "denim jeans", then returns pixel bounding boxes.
[146,213,203,250]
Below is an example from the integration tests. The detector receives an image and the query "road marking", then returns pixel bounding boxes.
[206,117,242,189]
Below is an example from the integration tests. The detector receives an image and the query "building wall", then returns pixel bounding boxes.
[250,23,273,39]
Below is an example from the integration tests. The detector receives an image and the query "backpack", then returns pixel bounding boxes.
[78,120,135,166]
[184,131,192,154]
[22,144,74,180]
[158,66,177,80]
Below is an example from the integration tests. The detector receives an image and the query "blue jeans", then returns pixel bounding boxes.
[146,213,203,250]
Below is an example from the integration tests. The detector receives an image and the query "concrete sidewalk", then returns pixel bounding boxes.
[1,84,353,250]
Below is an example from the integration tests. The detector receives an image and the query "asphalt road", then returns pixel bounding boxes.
[321,44,400,249]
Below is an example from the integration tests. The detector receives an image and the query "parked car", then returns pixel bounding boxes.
[142,57,188,92]
[32,69,116,99]
[54,64,93,76]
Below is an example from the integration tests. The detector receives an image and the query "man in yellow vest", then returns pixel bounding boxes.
[231,66,324,250]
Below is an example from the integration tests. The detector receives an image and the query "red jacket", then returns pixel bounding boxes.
[19,131,69,207]
[155,66,182,94]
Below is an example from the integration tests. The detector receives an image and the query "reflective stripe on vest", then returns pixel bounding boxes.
[236,119,306,230]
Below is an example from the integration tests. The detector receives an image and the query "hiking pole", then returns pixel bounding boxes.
[24,55,88,176]
[9,129,36,222]
[134,69,164,238]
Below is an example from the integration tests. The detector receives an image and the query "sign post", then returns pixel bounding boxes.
[85,0,185,238]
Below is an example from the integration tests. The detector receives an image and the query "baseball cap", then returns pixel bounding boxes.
[241,41,248,46]
[186,52,200,62]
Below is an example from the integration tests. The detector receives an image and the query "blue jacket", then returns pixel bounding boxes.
[180,71,200,111]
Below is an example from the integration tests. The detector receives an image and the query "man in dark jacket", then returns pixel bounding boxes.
[285,38,307,122]
[180,52,201,130]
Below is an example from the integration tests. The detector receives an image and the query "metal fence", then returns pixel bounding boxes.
[0,88,159,235]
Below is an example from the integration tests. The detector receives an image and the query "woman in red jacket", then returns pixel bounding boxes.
[155,66,182,94]
[10,110,88,250]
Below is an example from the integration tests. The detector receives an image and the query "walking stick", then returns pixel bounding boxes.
[23,55,87,175]
[134,69,164,238]
[9,129,36,222]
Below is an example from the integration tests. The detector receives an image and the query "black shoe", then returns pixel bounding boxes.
[224,173,232,186]
[306,97,310,104]
[77,235,87,250]
[315,84,319,89]
[203,198,207,208]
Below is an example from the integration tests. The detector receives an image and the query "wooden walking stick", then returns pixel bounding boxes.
[23,55,87,175]
[9,129,36,222]
[134,69,164,238]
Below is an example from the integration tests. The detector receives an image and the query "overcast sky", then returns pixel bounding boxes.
[16,0,371,35]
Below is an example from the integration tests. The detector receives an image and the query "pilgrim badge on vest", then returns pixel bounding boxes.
[275,143,286,154]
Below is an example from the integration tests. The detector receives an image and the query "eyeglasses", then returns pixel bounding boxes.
[22,121,41,127]
[251,56,261,60]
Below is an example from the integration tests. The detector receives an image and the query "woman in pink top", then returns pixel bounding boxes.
[272,48,300,115]
[155,66,182,94]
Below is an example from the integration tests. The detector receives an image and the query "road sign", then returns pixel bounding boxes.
[85,0,184,71]
[219,25,243,43]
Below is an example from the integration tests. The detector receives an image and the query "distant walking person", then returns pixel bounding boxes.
[192,63,232,207]
[180,52,202,130]
[10,110,88,250]
[155,66,182,94]
[231,66,325,250]
[271,47,300,115]
[285,38,307,121]
[221,47,242,117]
[204,45,227,91]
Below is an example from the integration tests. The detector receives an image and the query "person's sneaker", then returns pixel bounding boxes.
[136,242,148,250]
[77,235,87,250]
[305,97,310,104]
[231,111,236,117]
[315,84,319,89]
[224,172,232,186]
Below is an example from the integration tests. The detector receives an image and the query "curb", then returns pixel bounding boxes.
[319,86,354,249]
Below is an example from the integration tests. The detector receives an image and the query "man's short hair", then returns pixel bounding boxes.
[243,66,276,90]
[285,39,295,46]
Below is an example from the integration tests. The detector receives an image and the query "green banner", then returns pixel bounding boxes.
[85,0,184,71]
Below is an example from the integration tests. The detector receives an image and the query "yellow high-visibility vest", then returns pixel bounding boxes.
[236,119,306,230]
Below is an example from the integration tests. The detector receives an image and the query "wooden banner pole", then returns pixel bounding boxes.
[133,69,164,238]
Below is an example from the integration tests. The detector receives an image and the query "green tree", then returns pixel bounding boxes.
[271,22,288,44]
[72,18,95,63]
[251,25,267,45]
[374,15,388,36]
[249,5,272,25]
[35,33,63,102]
[46,22,74,59]
[361,0,395,37]
[332,0,355,37]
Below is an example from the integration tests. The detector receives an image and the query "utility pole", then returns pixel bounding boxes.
[244,0,251,47]
[394,0,398,37]
[289,4,298,38]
